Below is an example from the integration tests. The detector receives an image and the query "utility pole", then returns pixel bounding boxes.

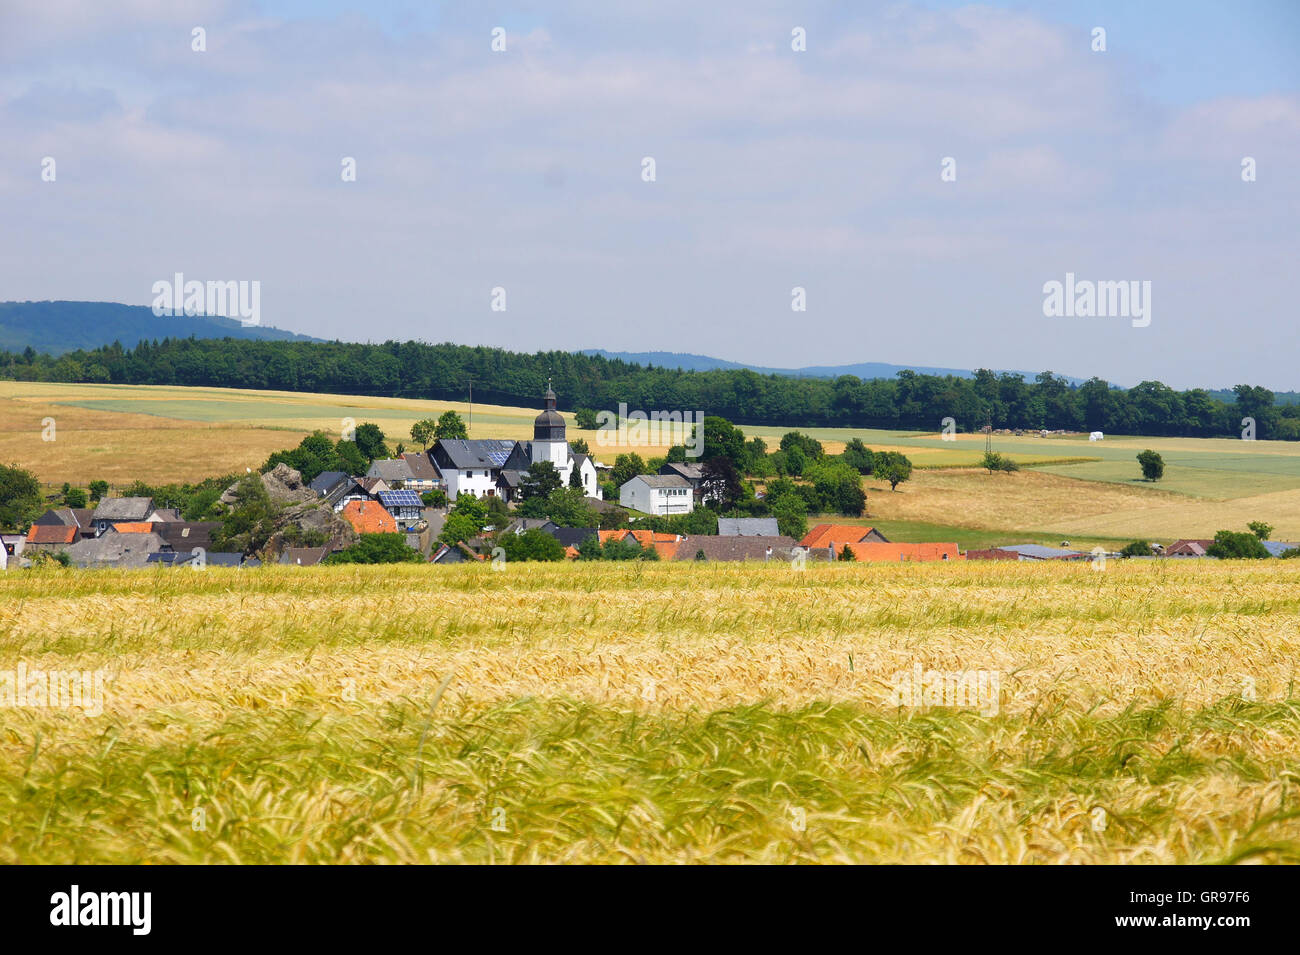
[467,377,473,437]
[984,411,992,456]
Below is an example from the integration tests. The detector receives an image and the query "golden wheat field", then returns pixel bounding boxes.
[1,560,1297,864]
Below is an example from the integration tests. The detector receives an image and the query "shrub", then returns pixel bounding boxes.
[1205,530,1268,559]
[1120,541,1153,557]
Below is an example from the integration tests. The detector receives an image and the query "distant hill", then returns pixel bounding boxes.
[0,301,322,354]
[581,349,1085,385]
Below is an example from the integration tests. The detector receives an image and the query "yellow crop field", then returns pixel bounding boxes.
[2,561,1297,864]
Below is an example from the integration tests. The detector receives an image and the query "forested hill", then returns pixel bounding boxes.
[3,335,1297,440]
[0,301,320,354]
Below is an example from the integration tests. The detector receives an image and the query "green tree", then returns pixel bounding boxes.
[1248,521,1272,541]
[434,411,469,440]
[410,418,437,450]
[1120,540,1154,557]
[610,453,646,489]
[334,439,368,475]
[520,460,562,500]
[780,431,824,460]
[1137,449,1165,481]
[88,480,109,502]
[325,533,422,564]
[64,487,88,509]
[573,408,599,430]
[354,423,388,462]
[1206,530,1268,559]
[570,437,591,456]
[0,464,43,531]
[872,451,913,491]
[544,487,600,527]
[841,438,875,475]
[498,529,565,562]
[838,543,857,562]
[439,513,482,547]
[701,457,744,511]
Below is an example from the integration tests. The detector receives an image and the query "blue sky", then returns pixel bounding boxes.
[2,1,1297,389]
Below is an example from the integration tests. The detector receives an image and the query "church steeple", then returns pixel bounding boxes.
[533,380,565,442]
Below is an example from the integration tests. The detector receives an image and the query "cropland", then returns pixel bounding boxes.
[1,561,1296,864]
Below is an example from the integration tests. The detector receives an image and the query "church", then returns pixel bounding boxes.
[430,385,602,502]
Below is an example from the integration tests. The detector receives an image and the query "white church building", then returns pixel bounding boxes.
[430,385,601,501]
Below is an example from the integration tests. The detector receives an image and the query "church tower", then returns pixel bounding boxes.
[532,381,570,472]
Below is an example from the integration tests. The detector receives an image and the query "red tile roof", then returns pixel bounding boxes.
[598,529,682,560]
[111,522,156,534]
[26,524,77,545]
[800,524,889,549]
[843,542,962,562]
[341,500,397,534]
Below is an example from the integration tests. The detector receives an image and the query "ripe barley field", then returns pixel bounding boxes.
[1,560,1298,864]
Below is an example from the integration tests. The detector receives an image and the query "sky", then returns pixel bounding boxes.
[2,0,1297,390]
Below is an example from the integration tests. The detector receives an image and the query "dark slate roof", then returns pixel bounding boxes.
[627,474,692,489]
[91,497,154,522]
[205,552,245,567]
[550,526,597,549]
[503,518,558,535]
[34,508,76,526]
[659,462,704,481]
[279,546,331,566]
[310,470,349,495]
[435,439,520,470]
[153,521,221,552]
[673,535,798,562]
[718,517,780,536]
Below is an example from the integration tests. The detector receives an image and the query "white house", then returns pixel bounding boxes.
[620,474,695,516]
[430,386,602,501]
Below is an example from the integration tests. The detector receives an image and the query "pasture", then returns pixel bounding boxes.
[1,560,1297,864]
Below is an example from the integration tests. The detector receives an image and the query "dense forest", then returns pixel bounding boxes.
[2,337,1296,439]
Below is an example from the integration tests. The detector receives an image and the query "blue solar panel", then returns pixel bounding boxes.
[379,490,423,508]
[486,450,511,466]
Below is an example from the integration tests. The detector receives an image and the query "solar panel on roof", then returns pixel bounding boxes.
[379,490,423,508]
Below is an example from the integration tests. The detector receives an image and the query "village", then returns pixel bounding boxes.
[5,386,1293,571]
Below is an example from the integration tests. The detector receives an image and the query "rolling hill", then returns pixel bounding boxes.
[0,301,321,354]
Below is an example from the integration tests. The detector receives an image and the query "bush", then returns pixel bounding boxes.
[421,489,448,508]
[982,451,1019,473]
[1120,540,1153,557]
[838,543,857,562]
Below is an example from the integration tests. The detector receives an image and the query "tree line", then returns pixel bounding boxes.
[2,337,1297,438]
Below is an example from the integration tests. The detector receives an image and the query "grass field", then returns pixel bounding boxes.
[5,380,1300,542]
[1,561,1297,864]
